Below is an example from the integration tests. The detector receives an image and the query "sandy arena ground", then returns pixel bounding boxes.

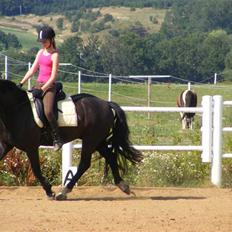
[0,186,231,232]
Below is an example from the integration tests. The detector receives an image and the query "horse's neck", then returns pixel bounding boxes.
[3,89,27,107]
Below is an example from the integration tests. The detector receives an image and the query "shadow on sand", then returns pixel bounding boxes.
[64,195,206,202]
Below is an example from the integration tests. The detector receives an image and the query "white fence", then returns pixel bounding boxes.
[2,55,228,187]
[61,95,229,187]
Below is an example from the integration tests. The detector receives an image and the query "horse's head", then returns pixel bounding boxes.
[0,80,25,155]
[182,114,194,129]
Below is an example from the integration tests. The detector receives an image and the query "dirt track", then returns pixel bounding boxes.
[0,186,231,232]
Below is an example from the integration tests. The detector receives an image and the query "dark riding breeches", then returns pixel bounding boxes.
[34,82,63,150]
[34,82,56,124]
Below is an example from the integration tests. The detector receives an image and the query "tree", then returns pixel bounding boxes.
[56,17,64,30]
[152,32,207,81]
[0,30,22,49]
[82,35,103,74]
[100,32,146,75]
[199,30,232,78]
[59,35,83,81]
[161,0,232,38]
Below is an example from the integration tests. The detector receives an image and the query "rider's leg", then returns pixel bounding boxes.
[43,85,63,151]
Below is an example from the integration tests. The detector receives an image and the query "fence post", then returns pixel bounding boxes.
[4,56,8,80]
[214,73,217,85]
[147,77,152,119]
[211,95,223,187]
[108,74,112,101]
[62,142,73,185]
[201,95,213,163]
[78,71,81,94]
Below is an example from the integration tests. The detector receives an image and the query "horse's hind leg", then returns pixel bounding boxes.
[98,145,131,195]
[26,149,54,199]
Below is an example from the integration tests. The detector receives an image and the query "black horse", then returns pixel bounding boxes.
[0,80,143,199]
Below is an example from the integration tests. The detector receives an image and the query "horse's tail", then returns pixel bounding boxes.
[108,102,143,172]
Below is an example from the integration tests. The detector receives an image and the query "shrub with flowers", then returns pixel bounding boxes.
[133,151,210,187]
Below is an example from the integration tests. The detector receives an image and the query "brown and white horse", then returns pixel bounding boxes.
[177,89,197,129]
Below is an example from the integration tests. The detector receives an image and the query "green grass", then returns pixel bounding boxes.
[0,26,39,50]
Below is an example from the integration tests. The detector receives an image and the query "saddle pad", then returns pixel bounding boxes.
[27,92,44,128]
[57,98,77,127]
[27,92,78,128]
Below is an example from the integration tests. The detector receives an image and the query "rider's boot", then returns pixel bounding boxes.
[50,121,63,151]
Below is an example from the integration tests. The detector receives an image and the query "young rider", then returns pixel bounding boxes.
[19,26,63,151]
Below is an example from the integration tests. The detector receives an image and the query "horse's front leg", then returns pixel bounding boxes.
[26,149,55,199]
[0,144,13,161]
[56,141,93,200]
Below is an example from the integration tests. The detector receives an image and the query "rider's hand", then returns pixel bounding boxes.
[17,83,23,88]
[31,89,43,98]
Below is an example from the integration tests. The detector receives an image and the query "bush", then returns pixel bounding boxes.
[0,149,34,185]
[56,17,64,30]
[109,29,120,37]
[0,146,231,188]
[135,151,210,187]
[0,148,61,186]
[103,14,114,23]
[222,159,232,187]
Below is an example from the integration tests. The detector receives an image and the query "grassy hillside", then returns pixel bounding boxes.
[0,7,166,50]
[93,7,166,33]
[0,27,38,50]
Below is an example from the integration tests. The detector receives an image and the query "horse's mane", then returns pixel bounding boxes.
[0,79,18,92]
[0,79,20,92]
[0,79,28,104]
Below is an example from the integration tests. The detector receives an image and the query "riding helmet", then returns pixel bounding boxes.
[37,26,55,42]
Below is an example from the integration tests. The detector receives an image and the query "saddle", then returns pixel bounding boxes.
[33,82,66,127]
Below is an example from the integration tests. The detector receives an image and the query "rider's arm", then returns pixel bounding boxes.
[20,50,42,85]
[41,52,59,92]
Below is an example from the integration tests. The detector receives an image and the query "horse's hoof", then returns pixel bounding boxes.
[47,192,55,200]
[55,192,67,201]
[117,181,131,195]
[55,187,71,200]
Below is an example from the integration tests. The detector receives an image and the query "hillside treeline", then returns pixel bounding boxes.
[2,0,232,82]
[57,30,231,82]
[1,0,175,16]
[5,28,231,83]
[0,30,21,50]
[162,0,232,37]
